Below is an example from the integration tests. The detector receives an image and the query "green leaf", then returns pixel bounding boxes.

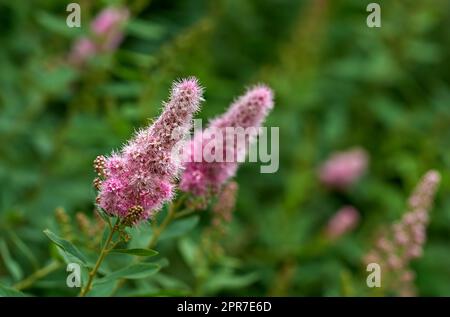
[203,271,260,294]
[110,248,158,257]
[178,238,198,271]
[160,216,200,241]
[0,283,26,297]
[126,225,153,248]
[43,229,87,265]
[36,11,84,38]
[95,263,160,285]
[34,66,77,94]
[152,273,190,291]
[0,239,23,281]
[130,289,191,297]
[7,230,39,269]
[96,209,113,226]
[88,279,117,297]
[97,82,143,98]
[126,20,165,40]
[100,226,112,249]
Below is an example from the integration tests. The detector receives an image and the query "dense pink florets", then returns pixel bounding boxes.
[96,78,203,224]
[180,85,274,196]
[364,170,441,296]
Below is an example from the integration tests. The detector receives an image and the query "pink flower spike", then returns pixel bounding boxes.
[96,77,203,225]
[363,169,441,296]
[180,84,274,196]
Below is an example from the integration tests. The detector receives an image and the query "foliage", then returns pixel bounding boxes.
[0,0,449,296]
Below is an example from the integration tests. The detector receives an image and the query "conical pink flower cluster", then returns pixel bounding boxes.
[180,85,274,196]
[325,206,360,239]
[319,147,368,190]
[69,7,129,66]
[95,78,203,224]
[364,170,441,296]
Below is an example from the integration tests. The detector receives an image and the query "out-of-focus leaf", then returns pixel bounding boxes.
[95,263,160,285]
[152,273,190,291]
[126,20,166,40]
[160,216,200,241]
[35,11,84,38]
[0,239,23,281]
[96,209,112,227]
[202,271,259,294]
[178,237,198,271]
[110,248,158,257]
[43,230,87,265]
[0,283,26,297]
[7,231,39,269]
[88,279,117,297]
[34,66,77,94]
[97,82,143,98]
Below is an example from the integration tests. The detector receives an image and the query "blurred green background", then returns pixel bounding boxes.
[0,0,449,296]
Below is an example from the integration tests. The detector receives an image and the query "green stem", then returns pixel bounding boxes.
[173,208,196,220]
[147,204,176,249]
[13,261,61,291]
[146,194,188,249]
[79,219,119,297]
[111,197,191,296]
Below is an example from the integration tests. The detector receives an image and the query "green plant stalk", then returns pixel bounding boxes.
[173,208,197,220]
[111,196,194,295]
[13,260,61,291]
[147,194,189,248]
[79,219,119,297]
[147,203,176,249]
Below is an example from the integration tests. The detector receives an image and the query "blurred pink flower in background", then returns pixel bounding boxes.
[212,181,239,225]
[325,205,360,239]
[69,7,129,65]
[180,85,274,196]
[91,7,129,51]
[364,170,441,296]
[69,38,97,66]
[95,78,203,225]
[319,147,369,190]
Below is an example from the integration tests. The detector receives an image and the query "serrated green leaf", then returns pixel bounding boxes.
[110,248,158,257]
[43,229,87,265]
